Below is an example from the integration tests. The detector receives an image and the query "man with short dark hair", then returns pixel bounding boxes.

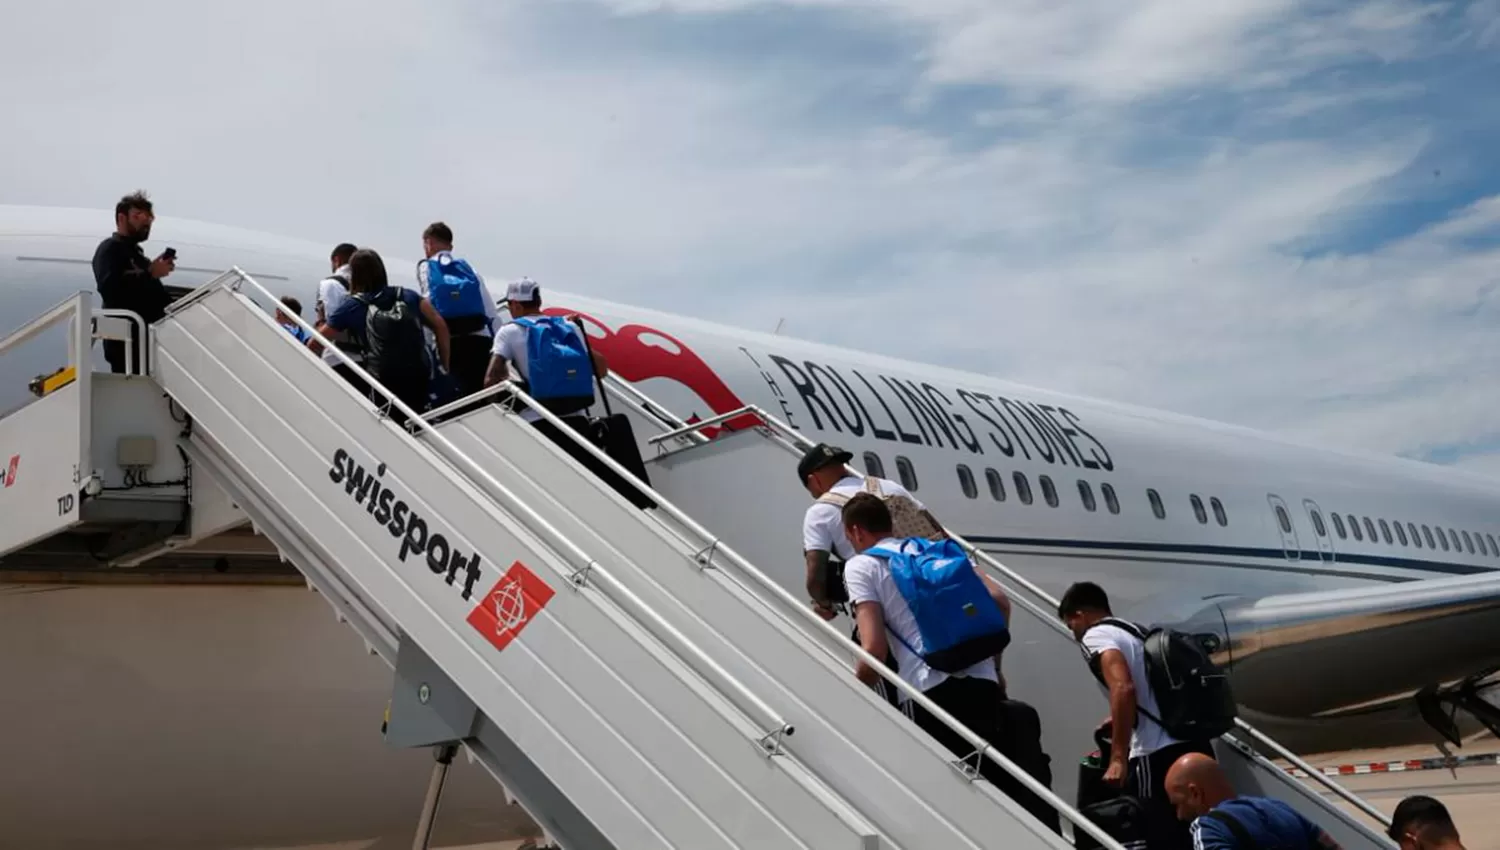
[417,221,498,397]
[311,242,364,389]
[276,296,311,344]
[1389,796,1465,850]
[1165,752,1341,850]
[798,442,943,621]
[1059,581,1213,850]
[92,191,174,373]
[840,493,1051,829]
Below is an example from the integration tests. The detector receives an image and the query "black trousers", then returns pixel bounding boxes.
[334,362,425,427]
[530,416,655,510]
[907,677,1061,835]
[1129,739,1214,850]
[447,334,493,399]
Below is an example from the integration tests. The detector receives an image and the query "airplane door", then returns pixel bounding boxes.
[1266,494,1301,561]
[1302,499,1336,563]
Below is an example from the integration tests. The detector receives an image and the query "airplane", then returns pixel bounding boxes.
[3,202,1500,849]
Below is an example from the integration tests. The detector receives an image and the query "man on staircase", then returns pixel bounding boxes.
[416,221,499,398]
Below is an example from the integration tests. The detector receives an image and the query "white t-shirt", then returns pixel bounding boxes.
[802,475,923,561]
[416,251,499,339]
[490,317,588,423]
[1081,622,1183,759]
[843,537,999,697]
[314,266,358,366]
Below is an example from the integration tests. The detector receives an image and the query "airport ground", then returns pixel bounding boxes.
[1294,738,1500,850]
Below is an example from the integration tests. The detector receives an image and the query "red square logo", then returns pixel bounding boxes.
[4,455,17,488]
[466,560,556,653]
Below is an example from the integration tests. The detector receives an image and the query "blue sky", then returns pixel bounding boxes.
[2,0,1499,469]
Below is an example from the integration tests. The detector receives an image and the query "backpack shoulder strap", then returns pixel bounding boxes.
[817,490,852,507]
[1203,810,1259,849]
[1098,617,1147,641]
[864,476,883,495]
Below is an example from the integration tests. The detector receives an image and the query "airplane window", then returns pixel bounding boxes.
[985,468,1006,502]
[1449,529,1462,552]
[1331,513,1347,539]
[1190,495,1208,525]
[1275,505,1292,534]
[1040,475,1059,508]
[863,452,886,479]
[1423,525,1436,548]
[1102,483,1120,514]
[1488,534,1498,556]
[1078,480,1097,512]
[896,456,918,491]
[1014,472,1034,505]
[1310,510,1327,537]
[1363,517,1379,543]
[1210,497,1228,527]
[1394,522,1409,546]
[1475,533,1488,556]
[1148,489,1165,520]
[957,465,978,500]
[1436,527,1450,551]
[1409,522,1422,548]
[1461,530,1475,554]
[1348,516,1363,541]
[1378,519,1393,545]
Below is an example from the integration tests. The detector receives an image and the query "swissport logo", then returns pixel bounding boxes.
[467,561,555,653]
[1,454,18,488]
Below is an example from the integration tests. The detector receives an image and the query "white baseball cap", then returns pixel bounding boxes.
[505,277,539,302]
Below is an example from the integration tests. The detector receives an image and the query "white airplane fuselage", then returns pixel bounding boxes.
[3,205,1499,848]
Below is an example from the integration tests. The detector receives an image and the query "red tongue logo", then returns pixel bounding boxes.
[543,308,762,439]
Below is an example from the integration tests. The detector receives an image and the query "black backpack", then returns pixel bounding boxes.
[1086,618,1237,742]
[356,287,428,389]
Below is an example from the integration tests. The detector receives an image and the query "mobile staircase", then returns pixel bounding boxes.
[0,270,1134,850]
[584,371,1402,850]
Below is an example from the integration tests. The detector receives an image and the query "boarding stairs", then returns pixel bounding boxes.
[589,375,1402,850]
[0,268,1396,850]
[0,270,1131,850]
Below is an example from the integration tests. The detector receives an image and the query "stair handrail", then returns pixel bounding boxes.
[166,270,795,749]
[423,359,1128,848]
[602,376,1397,829]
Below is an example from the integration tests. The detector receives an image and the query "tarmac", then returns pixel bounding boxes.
[1292,739,1499,850]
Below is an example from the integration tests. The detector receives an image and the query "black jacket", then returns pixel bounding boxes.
[92,234,169,372]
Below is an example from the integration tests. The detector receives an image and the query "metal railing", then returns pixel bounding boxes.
[421,353,1125,847]
[168,270,795,754]
[600,375,1397,829]
[0,291,97,488]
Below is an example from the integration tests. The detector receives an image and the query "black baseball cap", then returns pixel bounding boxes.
[797,443,853,482]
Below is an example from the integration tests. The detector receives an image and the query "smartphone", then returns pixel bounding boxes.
[162,247,177,262]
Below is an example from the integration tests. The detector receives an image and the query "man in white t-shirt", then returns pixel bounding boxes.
[416,221,499,398]
[308,242,371,398]
[840,493,1025,802]
[1059,581,1213,850]
[798,442,938,620]
[483,278,606,424]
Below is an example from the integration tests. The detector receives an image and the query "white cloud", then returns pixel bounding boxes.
[1,0,1497,469]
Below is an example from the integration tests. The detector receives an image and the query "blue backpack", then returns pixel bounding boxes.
[513,316,597,415]
[423,255,489,335]
[865,537,1010,673]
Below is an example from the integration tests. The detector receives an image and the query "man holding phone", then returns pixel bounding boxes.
[93,190,175,374]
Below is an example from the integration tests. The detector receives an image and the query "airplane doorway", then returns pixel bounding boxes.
[1267,494,1301,561]
[1302,499,1336,563]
